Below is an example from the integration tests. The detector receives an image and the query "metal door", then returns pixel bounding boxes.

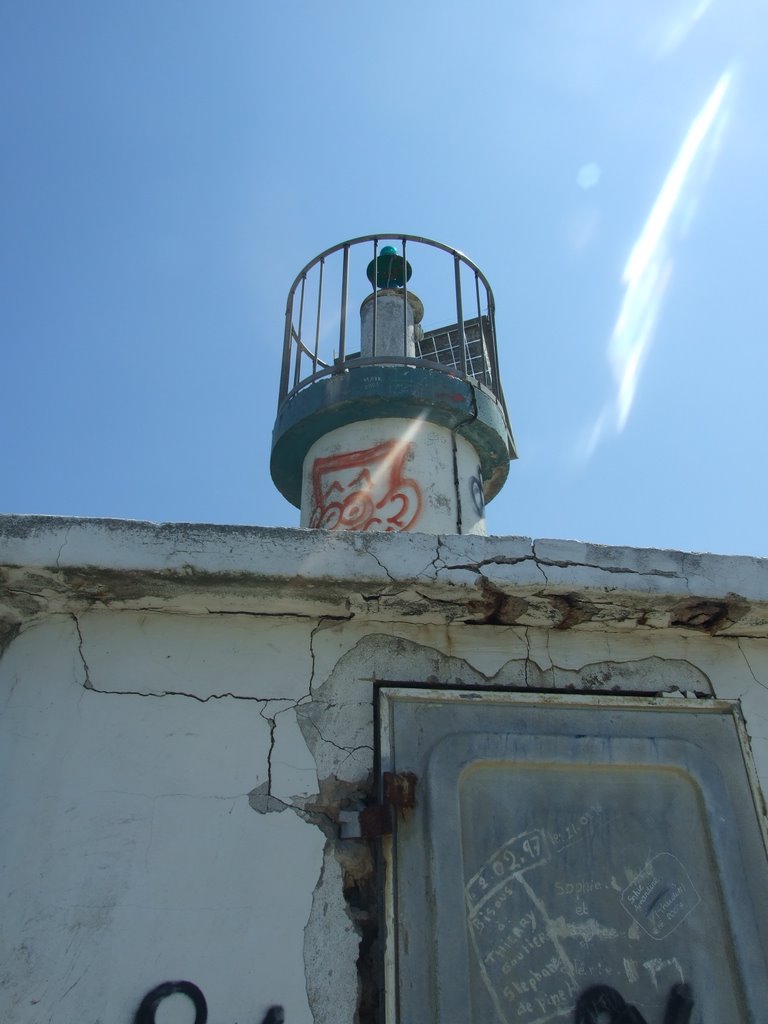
[379,690,768,1024]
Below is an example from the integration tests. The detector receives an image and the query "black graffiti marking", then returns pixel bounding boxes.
[133,981,207,1024]
[575,985,638,1024]
[663,984,694,1024]
[470,467,485,517]
[262,1008,285,1024]
[574,982,693,1024]
[132,981,285,1024]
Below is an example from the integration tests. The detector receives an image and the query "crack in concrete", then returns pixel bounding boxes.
[71,613,92,688]
[81,685,273,704]
[531,542,550,584]
[432,536,445,574]
[204,608,316,620]
[372,546,439,586]
[536,557,684,580]
[442,555,535,573]
[55,524,73,568]
[366,549,396,584]
[253,698,306,804]
[412,588,467,607]
[530,541,689,584]
[308,621,320,695]
[72,621,297,705]
[543,628,555,686]
[360,588,411,605]
[5,587,46,600]
[450,431,463,534]
[259,705,279,796]
[737,640,768,694]
[680,554,694,596]
[307,614,354,695]
[303,714,374,759]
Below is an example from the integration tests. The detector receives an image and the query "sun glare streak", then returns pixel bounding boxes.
[624,72,731,285]
[656,0,714,58]
[365,411,429,495]
[581,69,733,459]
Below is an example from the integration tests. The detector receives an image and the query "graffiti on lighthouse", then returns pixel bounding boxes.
[309,440,423,532]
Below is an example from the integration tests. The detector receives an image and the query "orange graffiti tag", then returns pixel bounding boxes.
[309,441,423,532]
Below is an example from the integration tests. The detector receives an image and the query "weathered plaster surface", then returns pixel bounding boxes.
[76,609,314,701]
[2,516,768,1023]
[303,846,360,1024]
[0,615,324,1024]
[2,516,768,633]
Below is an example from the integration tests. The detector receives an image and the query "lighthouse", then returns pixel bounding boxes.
[270,234,517,534]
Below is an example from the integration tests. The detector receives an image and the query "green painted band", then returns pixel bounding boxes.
[270,365,515,509]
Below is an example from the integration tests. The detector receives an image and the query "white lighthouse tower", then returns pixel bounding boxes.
[271,235,517,534]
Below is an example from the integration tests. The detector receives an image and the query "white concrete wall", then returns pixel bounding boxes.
[0,612,326,1024]
[1,519,768,1023]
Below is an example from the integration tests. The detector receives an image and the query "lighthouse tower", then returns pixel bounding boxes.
[271,235,516,534]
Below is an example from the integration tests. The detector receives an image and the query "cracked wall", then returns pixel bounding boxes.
[0,613,325,1024]
[2,533,768,1024]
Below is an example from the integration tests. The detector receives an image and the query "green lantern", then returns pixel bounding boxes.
[366,245,413,289]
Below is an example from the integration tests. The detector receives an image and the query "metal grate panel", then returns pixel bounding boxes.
[416,315,494,385]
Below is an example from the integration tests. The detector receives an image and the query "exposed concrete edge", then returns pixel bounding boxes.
[1,515,768,636]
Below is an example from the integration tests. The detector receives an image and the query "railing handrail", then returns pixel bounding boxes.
[277,235,509,436]
[284,233,495,307]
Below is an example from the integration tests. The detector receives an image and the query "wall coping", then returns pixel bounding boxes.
[2,515,767,637]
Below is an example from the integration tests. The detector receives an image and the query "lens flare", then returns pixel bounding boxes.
[656,0,714,58]
[582,69,733,459]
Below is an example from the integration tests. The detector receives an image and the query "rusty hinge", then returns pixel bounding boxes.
[383,771,418,813]
[358,803,392,839]
[363,771,418,838]
[338,772,418,840]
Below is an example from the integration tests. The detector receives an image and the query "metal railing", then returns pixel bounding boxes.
[278,234,510,426]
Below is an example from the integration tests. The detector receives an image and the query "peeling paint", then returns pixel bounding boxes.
[304,845,360,1024]
[249,781,288,814]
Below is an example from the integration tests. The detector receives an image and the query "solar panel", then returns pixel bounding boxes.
[416,315,494,385]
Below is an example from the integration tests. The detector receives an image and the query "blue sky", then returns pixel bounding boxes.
[2,1,766,555]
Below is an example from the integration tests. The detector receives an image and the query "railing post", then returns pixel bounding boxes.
[313,258,324,374]
[402,237,408,356]
[372,238,378,357]
[293,275,306,388]
[338,244,349,362]
[454,254,467,376]
[278,290,294,408]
